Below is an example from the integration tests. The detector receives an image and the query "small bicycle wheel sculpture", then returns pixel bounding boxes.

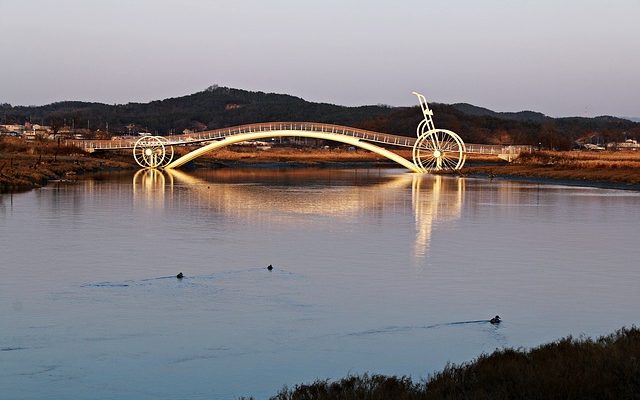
[133,136,174,168]
[412,129,466,172]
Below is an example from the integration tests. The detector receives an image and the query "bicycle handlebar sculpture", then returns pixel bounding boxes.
[411,92,466,172]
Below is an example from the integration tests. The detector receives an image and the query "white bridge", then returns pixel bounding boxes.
[66,92,533,173]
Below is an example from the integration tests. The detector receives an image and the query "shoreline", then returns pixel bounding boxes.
[4,143,640,194]
[438,150,640,191]
[0,153,134,193]
[5,157,640,194]
[452,171,640,192]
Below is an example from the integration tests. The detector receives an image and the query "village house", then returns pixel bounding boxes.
[610,139,640,151]
[23,124,54,140]
[0,124,25,136]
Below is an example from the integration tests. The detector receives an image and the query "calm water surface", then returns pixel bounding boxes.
[1,168,639,399]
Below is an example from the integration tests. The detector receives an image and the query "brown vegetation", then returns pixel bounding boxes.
[178,146,498,165]
[458,151,640,185]
[0,137,133,192]
[177,146,415,164]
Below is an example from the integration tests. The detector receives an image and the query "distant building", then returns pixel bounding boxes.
[582,143,606,151]
[33,124,53,132]
[0,124,25,135]
[57,126,73,135]
[22,124,53,140]
[610,139,640,151]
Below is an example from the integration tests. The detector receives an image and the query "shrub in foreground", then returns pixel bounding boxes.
[261,327,640,400]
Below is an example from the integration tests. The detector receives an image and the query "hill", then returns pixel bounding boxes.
[451,103,548,123]
[1,86,639,150]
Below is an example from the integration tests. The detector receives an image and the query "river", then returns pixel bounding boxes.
[1,168,639,399]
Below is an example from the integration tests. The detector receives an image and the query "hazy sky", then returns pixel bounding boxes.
[1,0,639,117]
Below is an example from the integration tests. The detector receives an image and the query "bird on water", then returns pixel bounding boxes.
[490,315,501,324]
[176,272,184,279]
[267,265,273,271]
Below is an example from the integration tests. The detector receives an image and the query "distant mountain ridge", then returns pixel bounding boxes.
[451,103,549,123]
[1,86,638,149]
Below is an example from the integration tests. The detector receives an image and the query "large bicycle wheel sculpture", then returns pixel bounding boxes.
[133,136,174,168]
[412,128,466,172]
[411,92,466,173]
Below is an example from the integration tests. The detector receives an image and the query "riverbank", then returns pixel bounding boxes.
[181,146,416,166]
[0,140,409,192]
[5,136,640,192]
[180,147,500,170]
[450,150,640,190]
[257,326,640,400]
[0,137,134,192]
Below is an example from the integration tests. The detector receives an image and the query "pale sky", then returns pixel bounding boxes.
[1,0,639,117]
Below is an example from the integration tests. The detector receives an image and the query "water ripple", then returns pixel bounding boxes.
[347,319,495,337]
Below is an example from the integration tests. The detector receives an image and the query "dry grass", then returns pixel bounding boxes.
[517,150,640,168]
[0,137,133,192]
[177,146,501,164]
[0,136,83,156]
[174,146,416,164]
[460,151,640,185]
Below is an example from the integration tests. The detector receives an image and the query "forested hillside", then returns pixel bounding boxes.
[2,86,638,149]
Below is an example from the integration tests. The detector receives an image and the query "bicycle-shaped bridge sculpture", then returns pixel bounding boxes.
[132,92,467,173]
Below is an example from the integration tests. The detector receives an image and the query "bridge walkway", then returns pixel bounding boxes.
[64,122,533,156]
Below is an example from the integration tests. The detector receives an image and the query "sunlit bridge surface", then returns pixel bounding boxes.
[2,168,640,400]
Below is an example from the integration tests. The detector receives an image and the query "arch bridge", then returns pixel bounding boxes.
[66,92,533,173]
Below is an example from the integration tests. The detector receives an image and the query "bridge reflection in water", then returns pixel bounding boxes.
[132,169,465,258]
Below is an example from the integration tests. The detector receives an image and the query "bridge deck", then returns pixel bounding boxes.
[64,122,533,156]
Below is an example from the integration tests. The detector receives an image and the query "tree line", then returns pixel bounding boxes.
[2,86,638,149]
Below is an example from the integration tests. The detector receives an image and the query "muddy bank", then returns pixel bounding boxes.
[10,140,638,193]
[444,151,640,190]
[0,153,134,193]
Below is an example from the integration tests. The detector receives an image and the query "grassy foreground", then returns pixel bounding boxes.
[459,151,640,186]
[245,327,640,400]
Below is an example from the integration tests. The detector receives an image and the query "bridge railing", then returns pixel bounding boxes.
[64,122,421,150]
[63,122,534,156]
[464,144,534,155]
